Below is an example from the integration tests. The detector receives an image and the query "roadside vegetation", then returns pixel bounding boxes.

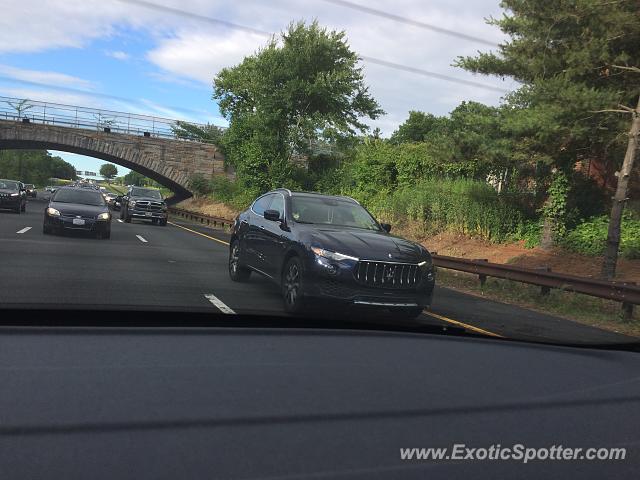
[178,3,639,285]
[0,149,76,186]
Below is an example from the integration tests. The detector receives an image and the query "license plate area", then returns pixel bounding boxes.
[145,212,153,217]
[72,218,85,226]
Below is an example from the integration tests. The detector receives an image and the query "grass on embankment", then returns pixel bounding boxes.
[436,268,640,338]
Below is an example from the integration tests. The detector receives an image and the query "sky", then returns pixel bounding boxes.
[0,0,516,175]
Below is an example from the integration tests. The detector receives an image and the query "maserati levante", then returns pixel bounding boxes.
[229,189,436,317]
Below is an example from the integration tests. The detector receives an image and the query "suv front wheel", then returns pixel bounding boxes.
[229,240,251,282]
[282,257,306,313]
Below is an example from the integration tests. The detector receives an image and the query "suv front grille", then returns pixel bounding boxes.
[354,261,421,289]
[134,201,163,212]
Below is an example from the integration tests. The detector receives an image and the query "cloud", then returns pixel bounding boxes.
[1,0,512,134]
[147,29,266,84]
[105,50,131,61]
[0,64,96,90]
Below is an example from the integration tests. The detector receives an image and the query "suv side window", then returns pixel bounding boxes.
[268,194,285,218]
[252,194,274,216]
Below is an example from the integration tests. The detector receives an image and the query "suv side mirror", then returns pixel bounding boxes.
[381,223,392,233]
[264,209,281,222]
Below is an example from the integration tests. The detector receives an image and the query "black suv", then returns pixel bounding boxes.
[0,179,27,213]
[120,187,168,225]
[229,189,436,317]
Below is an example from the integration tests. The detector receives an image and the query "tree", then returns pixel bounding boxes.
[390,111,443,144]
[0,150,76,184]
[172,121,225,145]
[601,94,640,278]
[6,98,33,119]
[123,170,148,186]
[213,20,383,191]
[456,0,640,261]
[99,163,118,181]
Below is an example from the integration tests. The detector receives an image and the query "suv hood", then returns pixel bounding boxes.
[0,188,19,195]
[308,226,429,263]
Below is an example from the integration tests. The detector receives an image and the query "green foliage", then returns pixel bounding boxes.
[172,121,224,146]
[456,0,638,176]
[190,173,212,197]
[390,111,444,144]
[541,172,571,238]
[214,20,383,190]
[123,170,148,187]
[353,178,525,243]
[99,163,118,180]
[0,150,76,185]
[562,213,640,257]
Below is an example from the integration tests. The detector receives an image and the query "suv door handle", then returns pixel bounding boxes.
[259,225,265,230]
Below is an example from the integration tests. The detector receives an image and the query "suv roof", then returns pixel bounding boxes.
[273,189,359,205]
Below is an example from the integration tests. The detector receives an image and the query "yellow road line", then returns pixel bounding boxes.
[169,219,503,338]
[167,221,230,246]
[423,310,504,338]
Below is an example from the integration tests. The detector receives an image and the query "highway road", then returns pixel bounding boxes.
[0,194,632,345]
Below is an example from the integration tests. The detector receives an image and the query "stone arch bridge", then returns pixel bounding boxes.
[0,97,225,201]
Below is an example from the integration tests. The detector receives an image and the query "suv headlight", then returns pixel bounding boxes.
[10,192,19,197]
[311,247,359,262]
[129,200,136,208]
[97,212,110,221]
[46,207,61,216]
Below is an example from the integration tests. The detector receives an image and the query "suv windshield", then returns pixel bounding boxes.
[291,196,380,231]
[53,189,105,206]
[0,180,19,190]
[131,188,162,200]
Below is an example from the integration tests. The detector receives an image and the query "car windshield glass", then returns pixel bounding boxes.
[131,188,162,199]
[52,189,105,206]
[291,197,380,231]
[25,184,34,188]
[0,180,19,190]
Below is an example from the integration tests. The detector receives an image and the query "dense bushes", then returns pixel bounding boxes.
[561,214,640,258]
[351,178,525,243]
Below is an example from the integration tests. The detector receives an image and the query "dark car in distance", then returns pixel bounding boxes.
[120,187,168,225]
[24,184,36,198]
[43,187,111,239]
[229,189,436,317]
[0,179,27,213]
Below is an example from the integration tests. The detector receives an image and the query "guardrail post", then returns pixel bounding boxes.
[473,259,488,286]
[621,281,636,321]
[535,267,552,295]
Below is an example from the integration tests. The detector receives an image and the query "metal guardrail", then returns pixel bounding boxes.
[168,207,639,318]
[168,207,234,230]
[432,255,639,318]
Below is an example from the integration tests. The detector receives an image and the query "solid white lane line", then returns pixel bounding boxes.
[16,227,32,234]
[204,294,236,314]
[117,219,123,223]
[136,235,148,243]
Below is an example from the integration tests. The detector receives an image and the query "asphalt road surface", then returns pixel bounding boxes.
[0,194,632,345]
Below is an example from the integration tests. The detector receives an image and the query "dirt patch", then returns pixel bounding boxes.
[176,197,240,220]
[411,230,640,282]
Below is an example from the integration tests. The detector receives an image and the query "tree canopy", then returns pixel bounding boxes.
[213,20,383,191]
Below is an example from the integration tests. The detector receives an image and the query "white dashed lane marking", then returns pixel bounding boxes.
[136,235,148,243]
[204,294,236,314]
[16,227,32,234]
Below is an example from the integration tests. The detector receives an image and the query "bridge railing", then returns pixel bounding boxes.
[0,96,340,154]
[0,96,208,141]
